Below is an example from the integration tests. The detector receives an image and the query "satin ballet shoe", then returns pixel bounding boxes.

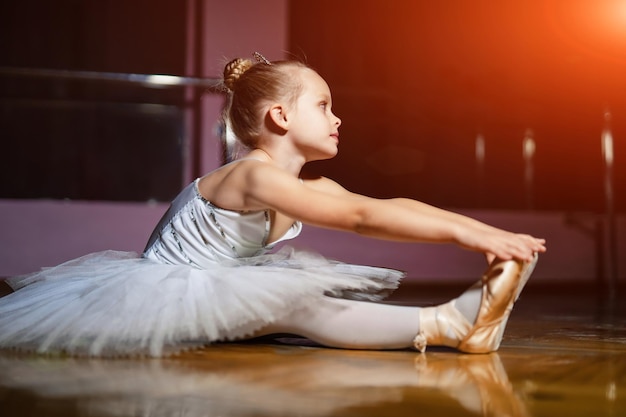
[515,252,538,301]
[413,253,538,354]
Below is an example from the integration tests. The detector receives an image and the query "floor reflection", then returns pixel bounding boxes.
[0,343,529,417]
[3,288,626,416]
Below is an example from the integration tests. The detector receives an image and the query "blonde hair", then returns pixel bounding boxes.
[222,57,309,148]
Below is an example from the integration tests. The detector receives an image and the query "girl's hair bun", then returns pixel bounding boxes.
[223,58,254,91]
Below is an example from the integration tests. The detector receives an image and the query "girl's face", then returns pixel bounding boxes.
[287,69,342,161]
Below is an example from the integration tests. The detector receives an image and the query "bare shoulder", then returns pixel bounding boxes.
[199,158,318,210]
[196,159,274,210]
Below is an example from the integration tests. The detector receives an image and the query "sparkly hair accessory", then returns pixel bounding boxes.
[253,52,272,65]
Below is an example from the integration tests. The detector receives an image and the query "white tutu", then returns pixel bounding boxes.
[0,247,404,357]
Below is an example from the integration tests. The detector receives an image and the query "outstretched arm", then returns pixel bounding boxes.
[242,164,546,262]
[386,198,545,262]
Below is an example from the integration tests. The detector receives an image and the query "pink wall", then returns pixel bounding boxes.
[0,200,167,276]
[197,0,290,175]
[1,196,623,284]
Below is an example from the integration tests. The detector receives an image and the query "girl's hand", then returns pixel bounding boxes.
[461,229,546,263]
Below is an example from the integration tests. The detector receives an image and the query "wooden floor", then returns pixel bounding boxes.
[0,284,624,417]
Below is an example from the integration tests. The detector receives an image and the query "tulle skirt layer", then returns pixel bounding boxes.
[0,248,404,357]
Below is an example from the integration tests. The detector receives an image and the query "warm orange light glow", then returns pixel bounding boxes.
[545,0,626,65]
[604,0,626,34]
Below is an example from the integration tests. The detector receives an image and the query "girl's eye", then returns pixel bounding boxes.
[319,102,327,110]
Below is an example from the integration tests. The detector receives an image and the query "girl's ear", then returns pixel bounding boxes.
[268,104,289,130]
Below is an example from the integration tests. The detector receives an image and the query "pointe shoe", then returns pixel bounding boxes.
[413,253,538,354]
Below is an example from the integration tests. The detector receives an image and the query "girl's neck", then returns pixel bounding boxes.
[248,148,305,177]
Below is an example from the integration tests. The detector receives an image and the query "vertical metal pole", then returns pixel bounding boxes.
[523,129,535,210]
[601,109,617,302]
[475,133,486,206]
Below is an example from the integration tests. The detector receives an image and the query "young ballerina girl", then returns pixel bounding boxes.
[0,53,546,357]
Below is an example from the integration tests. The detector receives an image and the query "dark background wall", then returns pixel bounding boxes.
[290,0,626,212]
[0,0,189,201]
[0,1,187,73]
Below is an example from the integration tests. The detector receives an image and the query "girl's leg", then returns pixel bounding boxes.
[256,255,537,353]
[255,288,485,350]
[257,296,421,349]
[254,283,486,350]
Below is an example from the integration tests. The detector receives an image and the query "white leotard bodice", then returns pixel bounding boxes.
[143,179,302,268]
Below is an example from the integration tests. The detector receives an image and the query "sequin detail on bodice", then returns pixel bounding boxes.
[143,179,302,268]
